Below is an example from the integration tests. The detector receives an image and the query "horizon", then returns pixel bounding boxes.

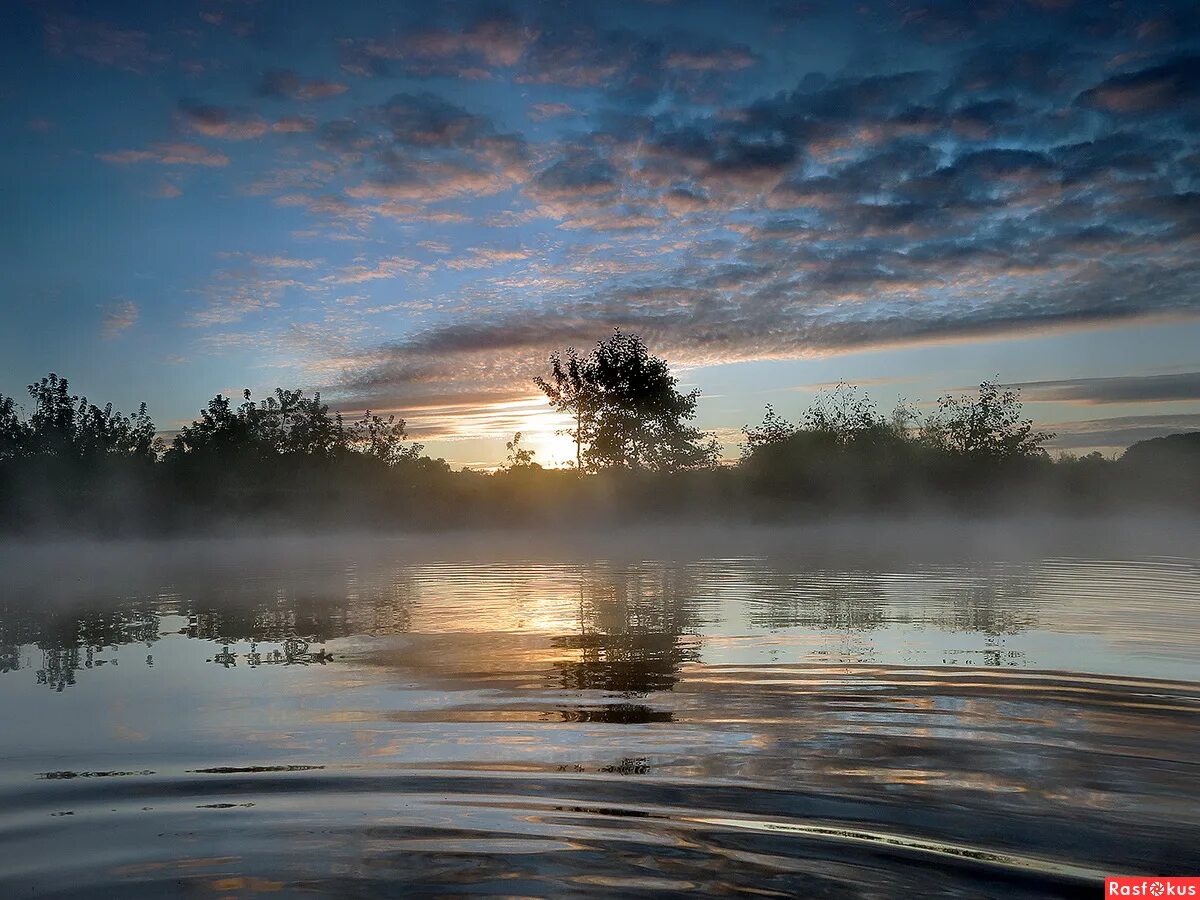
[3,1,1200,467]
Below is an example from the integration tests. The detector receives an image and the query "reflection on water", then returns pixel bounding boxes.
[0,535,1198,896]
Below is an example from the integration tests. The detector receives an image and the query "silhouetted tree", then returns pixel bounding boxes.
[347,410,422,466]
[921,380,1051,461]
[1,366,1192,534]
[0,394,22,460]
[536,330,718,473]
[741,404,796,457]
[0,374,159,461]
[740,384,919,507]
[803,382,886,443]
[1121,432,1200,466]
[587,330,719,471]
[504,431,538,470]
[169,388,348,461]
[533,345,600,471]
[743,384,904,456]
[25,374,77,457]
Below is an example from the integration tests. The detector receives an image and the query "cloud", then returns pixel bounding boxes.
[376,92,490,147]
[300,93,532,211]
[1078,55,1200,113]
[178,103,270,140]
[151,181,182,199]
[1010,373,1200,404]
[340,14,535,79]
[33,0,1200,455]
[189,258,326,327]
[101,301,138,338]
[257,69,348,101]
[445,247,532,270]
[528,102,577,121]
[98,142,229,167]
[519,22,762,103]
[326,242,1200,414]
[530,148,618,200]
[1046,414,1200,450]
[663,46,758,72]
[43,13,164,73]
[272,116,317,134]
[323,256,422,284]
[250,255,320,269]
[336,10,758,104]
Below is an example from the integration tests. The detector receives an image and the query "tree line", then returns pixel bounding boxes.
[0,330,1195,533]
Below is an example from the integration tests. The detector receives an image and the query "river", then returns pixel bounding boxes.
[1,521,1197,897]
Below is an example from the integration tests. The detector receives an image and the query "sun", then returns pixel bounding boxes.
[524,427,577,469]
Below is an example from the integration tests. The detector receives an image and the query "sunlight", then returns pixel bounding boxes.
[398,396,575,468]
[522,420,577,469]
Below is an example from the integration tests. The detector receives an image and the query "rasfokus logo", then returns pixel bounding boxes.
[1106,878,1200,896]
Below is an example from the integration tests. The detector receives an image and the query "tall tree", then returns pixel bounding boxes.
[921,380,1052,461]
[535,329,718,473]
[0,394,24,461]
[533,346,600,471]
[14,374,159,460]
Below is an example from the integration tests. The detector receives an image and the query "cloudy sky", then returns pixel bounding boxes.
[3,0,1199,466]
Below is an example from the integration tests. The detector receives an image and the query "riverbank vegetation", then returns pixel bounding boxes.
[1,331,1196,534]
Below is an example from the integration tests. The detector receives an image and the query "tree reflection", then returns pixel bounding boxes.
[745,571,888,631]
[0,554,1052,692]
[552,565,702,697]
[0,566,416,689]
[208,637,335,669]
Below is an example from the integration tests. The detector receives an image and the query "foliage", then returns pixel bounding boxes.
[802,382,884,442]
[533,346,599,470]
[535,329,719,473]
[742,383,906,456]
[1121,431,1200,466]
[920,380,1052,461]
[168,389,422,466]
[170,389,344,460]
[347,410,423,466]
[504,432,538,470]
[0,374,159,461]
[741,404,795,457]
[0,394,23,460]
[0,357,1195,534]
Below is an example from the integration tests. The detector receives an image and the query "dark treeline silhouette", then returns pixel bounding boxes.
[1,330,1197,534]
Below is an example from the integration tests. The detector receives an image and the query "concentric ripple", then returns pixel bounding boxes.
[1,532,1198,896]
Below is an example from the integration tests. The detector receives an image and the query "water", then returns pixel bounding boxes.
[1,524,1198,897]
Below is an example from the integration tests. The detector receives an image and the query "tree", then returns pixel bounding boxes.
[169,388,424,467]
[741,405,796,457]
[921,380,1051,461]
[11,374,159,461]
[347,411,422,466]
[535,329,718,473]
[802,382,885,444]
[0,394,24,460]
[533,346,599,471]
[504,432,538,470]
[169,390,270,460]
[25,374,77,457]
[742,384,905,457]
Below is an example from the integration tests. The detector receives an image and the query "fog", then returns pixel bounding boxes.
[3,514,1197,609]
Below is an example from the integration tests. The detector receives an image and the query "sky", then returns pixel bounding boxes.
[2,0,1199,468]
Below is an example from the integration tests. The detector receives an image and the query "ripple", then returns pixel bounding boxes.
[2,543,1198,895]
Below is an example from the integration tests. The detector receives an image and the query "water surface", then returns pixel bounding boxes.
[2,524,1198,897]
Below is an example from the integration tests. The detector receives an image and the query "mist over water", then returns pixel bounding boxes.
[1,519,1198,897]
